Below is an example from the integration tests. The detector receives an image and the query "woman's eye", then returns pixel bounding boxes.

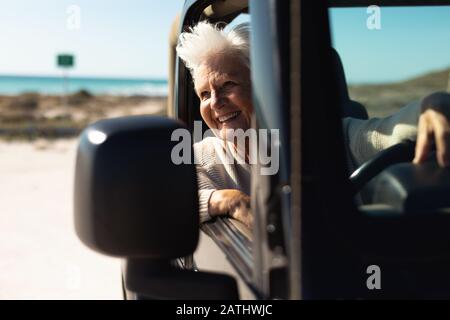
[224,81,236,88]
[200,91,210,100]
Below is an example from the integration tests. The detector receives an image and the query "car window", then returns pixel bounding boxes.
[225,13,250,31]
[192,12,256,297]
[330,6,450,118]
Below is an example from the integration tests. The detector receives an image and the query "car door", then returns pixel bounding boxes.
[173,0,291,300]
[173,0,360,300]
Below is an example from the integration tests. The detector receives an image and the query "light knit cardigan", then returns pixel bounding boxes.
[194,101,421,223]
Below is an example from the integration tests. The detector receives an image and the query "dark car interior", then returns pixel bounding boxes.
[332,48,369,120]
[176,0,450,299]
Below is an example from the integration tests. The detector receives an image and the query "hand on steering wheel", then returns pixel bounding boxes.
[349,140,417,194]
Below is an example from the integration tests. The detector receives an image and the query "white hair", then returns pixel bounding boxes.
[176,21,250,82]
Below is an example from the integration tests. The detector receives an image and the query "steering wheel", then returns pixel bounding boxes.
[349,139,417,194]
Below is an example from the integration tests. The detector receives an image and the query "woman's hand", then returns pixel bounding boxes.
[208,189,253,229]
[413,92,450,167]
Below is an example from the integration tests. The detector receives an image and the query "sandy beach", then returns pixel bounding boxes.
[0,90,263,299]
[0,93,168,299]
[0,137,252,300]
[0,139,122,299]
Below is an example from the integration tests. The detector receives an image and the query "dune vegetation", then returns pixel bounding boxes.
[0,90,167,140]
[349,68,450,118]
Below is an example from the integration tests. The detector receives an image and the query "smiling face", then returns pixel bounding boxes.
[194,53,253,139]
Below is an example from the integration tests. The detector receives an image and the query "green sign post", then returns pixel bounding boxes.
[57,54,75,68]
[56,54,75,106]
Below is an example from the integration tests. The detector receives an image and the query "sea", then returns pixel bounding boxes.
[0,75,168,96]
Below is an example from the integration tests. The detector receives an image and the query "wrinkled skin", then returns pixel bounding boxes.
[208,189,253,229]
[194,54,253,139]
[194,54,253,228]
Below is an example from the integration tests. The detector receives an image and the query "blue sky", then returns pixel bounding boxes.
[0,2,449,83]
[0,0,181,78]
[330,6,450,84]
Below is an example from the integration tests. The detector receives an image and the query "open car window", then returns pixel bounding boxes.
[330,6,450,118]
[329,6,450,208]
[192,11,256,294]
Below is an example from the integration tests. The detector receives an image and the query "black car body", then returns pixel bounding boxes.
[74,0,450,300]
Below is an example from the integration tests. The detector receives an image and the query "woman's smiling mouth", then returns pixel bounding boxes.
[218,111,241,124]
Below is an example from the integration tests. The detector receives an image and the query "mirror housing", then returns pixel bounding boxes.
[123,259,240,300]
[74,116,199,259]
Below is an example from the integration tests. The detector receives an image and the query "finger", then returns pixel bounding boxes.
[432,117,450,167]
[413,114,432,164]
[238,208,253,229]
[233,206,253,229]
[245,211,254,229]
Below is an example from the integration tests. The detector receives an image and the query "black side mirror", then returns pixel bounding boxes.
[74,116,199,259]
[74,116,240,300]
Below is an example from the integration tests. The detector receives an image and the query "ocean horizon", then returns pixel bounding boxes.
[0,75,168,96]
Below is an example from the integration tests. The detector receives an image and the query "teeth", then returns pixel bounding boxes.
[219,112,240,123]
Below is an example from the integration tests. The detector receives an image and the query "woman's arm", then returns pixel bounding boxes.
[344,92,450,168]
[209,189,252,228]
[344,101,420,167]
[195,140,253,227]
[197,169,252,228]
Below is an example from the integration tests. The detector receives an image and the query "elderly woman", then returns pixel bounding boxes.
[176,22,450,228]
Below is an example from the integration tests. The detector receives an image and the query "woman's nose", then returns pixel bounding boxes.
[210,91,225,110]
